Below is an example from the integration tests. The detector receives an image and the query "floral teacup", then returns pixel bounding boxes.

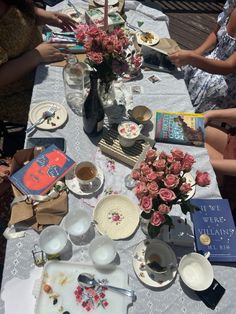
[118,121,143,147]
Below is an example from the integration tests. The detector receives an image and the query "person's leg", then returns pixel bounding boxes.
[205,125,228,186]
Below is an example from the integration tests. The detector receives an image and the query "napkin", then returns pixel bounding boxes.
[125,1,169,24]
[8,148,68,232]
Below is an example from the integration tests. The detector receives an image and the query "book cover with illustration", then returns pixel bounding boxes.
[190,199,236,263]
[154,111,205,146]
[10,144,75,195]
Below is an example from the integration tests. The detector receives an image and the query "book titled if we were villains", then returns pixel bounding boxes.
[154,111,205,147]
[190,199,236,263]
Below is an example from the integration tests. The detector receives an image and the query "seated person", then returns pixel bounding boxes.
[169,0,236,113]
[0,0,76,125]
[204,108,236,218]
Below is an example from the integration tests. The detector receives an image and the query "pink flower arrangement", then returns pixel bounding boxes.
[75,24,141,87]
[131,148,211,238]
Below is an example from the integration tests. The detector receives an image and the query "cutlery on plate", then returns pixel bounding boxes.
[78,273,136,301]
[26,106,56,134]
[67,0,81,17]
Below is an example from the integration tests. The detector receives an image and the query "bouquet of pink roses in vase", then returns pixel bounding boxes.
[75,24,142,90]
[131,148,211,238]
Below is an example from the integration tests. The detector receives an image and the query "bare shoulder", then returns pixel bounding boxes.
[227,7,236,38]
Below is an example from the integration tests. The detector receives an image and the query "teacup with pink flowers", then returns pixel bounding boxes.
[118,121,143,147]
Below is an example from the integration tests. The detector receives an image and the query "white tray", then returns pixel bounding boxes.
[35,261,131,314]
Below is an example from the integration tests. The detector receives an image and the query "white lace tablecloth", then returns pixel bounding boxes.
[1,1,236,314]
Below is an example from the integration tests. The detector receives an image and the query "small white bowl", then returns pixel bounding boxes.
[39,225,68,256]
[64,210,91,237]
[89,235,117,266]
[178,252,214,291]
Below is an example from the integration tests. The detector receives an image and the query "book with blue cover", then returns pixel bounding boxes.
[154,111,205,147]
[10,144,75,195]
[190,199,236,262]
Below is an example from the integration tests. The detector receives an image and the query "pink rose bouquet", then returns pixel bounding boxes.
[75,25,141,89]
[131,148,211,238]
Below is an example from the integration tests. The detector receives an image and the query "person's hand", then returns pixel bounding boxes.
[204,110,214,126]
[42,11,77,30]
[168,49,194,67]
[34,42,67,63]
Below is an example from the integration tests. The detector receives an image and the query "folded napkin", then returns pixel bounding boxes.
[125,1,169,24]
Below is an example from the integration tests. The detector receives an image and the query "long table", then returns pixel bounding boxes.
[1,1,236,313]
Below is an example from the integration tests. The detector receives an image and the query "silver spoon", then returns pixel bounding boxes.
[78,273,136,301]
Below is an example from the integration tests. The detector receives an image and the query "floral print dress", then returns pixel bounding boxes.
[183,0,236,113]
[0,6,42,124]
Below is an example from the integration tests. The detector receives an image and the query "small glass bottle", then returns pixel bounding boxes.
[82,72,104,136]
[63,55,84,116]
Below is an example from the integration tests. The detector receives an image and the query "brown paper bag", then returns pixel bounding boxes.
[9,148,68,232]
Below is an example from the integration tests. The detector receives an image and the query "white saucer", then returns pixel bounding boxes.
[184,173,196,200]
[29,101,68,130]
[136,31,160,46]
[132,239,177,288]
[65,166,104,196]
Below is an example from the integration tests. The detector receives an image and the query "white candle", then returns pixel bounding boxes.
[104,0,108,32]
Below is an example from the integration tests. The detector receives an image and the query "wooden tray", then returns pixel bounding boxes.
[99,128,155,167]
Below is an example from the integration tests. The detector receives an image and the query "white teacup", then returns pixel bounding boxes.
[118,121,143,147]
[39,225,68,257]
[74,161,97,186]
[178,252,213,291]
[89,235,117,266]
[64,210,91,237]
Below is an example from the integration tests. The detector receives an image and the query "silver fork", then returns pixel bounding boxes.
[26,106,57,134]
[67,0,81,17]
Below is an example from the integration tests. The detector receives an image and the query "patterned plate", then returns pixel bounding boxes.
[136,31,160,46]
[65,166,104,196]
[93,195,140,240]
[132,239,177,288]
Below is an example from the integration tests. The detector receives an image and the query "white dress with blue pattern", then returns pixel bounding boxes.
[183,0,236,112]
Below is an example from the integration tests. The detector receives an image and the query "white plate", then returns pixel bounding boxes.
[62,7,84,23]
[184,173,196,200]
[93,195,140,240]
[132,239,177,288]
[94,0,118,6]
[136,31,160,46]
[29,101,68,130]
[65,166,104,196]
[35,261,131,314]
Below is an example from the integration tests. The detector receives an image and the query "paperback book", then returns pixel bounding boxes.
[190,199,236,263]
[154,111,205,147]
[10,144,75,195]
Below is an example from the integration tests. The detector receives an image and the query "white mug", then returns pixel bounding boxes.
[178,252,213,291]
[118,121,143,147]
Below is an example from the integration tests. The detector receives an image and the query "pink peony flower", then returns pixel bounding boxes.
[145,149,157,162]
[147,181,159,198]
[195,171,211,187]
[140,163,152,176]
[182,161,193,172]
[163,174,179,189]
[166,154,174,163]
[133,182,148,199]
[171,148,184,161]
[153,159,166,171]
[159,151,168,160]
[158,203,171,214]
[180,183,192,194]
[87,51,103,64]
[183,153,195,165]
[150,211,166,226]
[146,171,159,182]
[159,188,176,202]
[140,195,153,212]
[170,161,182,175]
[131,169,140,180]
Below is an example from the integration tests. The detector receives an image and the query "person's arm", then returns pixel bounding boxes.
[211,159,236,176]
[34,7,77,30]
[194,26,219,56]
[204,109,236,126]
[0,42,66,88]
[169,50,236,75]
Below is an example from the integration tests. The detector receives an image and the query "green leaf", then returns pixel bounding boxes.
[148,223,161,238]
[141,210,153,220]
[180,200,199,214]
[137,21,144,27]
[164,215,174,227]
